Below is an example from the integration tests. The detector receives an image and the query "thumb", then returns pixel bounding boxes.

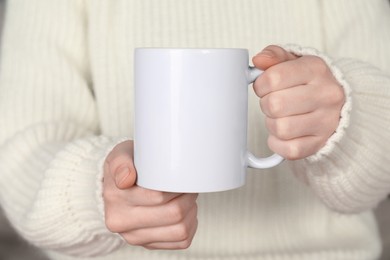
[115,163,137,189]
[252,45,298,70]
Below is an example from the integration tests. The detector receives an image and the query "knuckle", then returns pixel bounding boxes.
[105,213,123,233]
[264,69,282,88]
[112,154,133,166]
[106,151,125,166]
[106,157,122,173]
[106,154,134,174]
[175,223,190,241]
[285,142,303,160]
[316,83,345,110]
[272,118,292,140]
[328,86,345,106]
[305,55,328,74]
[168,203,186,223]
[266,94,284,117]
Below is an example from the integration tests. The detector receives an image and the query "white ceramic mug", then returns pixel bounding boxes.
[134,48,283,193]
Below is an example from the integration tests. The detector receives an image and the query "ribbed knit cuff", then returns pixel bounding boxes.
[52,135,131,256]
[25,134,129,256]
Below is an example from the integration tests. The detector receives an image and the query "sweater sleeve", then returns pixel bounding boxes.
[287,0,390,213]
[0,0,125,256]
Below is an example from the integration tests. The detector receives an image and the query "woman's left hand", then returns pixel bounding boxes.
[252,45,345,160]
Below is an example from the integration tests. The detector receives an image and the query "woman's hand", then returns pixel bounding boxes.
[252,45,345,160]
[103,140,198,250]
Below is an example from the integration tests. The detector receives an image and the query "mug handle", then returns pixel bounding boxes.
[246,66,284,169]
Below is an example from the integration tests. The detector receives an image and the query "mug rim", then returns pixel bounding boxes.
[134,47,248,53]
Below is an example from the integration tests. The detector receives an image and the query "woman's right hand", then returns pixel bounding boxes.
[103,140,199,250]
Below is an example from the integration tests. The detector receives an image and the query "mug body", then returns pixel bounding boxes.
[134,48,250,192]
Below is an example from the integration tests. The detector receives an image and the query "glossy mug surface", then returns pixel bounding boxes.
[134,48,283,193]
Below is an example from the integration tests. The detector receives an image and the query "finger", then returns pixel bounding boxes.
[265,109,339,141]
[121,204,198,246]
[253,58,316,98]
[106,193,198,232]
[126,187,183,206]
[252,45,298,70]
[254,55,332,98]
[267,135,326,160]
[129,193,198,228]
[104,183,182,207]
[143,216,198,250]
[105,141,137,189]
[260,84,320,118]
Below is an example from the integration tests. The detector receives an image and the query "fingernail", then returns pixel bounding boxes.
[115,166,130,186]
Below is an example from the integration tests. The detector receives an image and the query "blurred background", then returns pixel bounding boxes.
[0,0,389,259]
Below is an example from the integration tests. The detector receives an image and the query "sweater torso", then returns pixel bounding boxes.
[1,1,388,260]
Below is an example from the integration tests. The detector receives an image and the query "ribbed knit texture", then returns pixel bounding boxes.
[0,0,389,259]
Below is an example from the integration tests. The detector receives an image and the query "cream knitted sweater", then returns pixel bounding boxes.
[1,0,390,260]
